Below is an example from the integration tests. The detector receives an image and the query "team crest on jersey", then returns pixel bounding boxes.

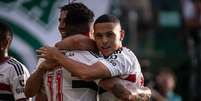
[105,54,118,66]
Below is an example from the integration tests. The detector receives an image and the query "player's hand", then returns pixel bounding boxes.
[135,87,151,101]
[37,46,63,61]
[38,60,60,71]
[128,93,150,101]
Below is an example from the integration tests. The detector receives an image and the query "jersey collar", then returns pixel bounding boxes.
[0,57,10,64]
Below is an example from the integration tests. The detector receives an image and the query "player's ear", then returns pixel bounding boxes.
[120,29,125,41]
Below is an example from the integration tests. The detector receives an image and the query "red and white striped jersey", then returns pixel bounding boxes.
[37,51,100,101]
[37,47,143,101]
[0,57,30,101]
[98,47,144,101]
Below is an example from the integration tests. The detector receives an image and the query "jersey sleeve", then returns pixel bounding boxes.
[9,61,30,100]
[98,48,140,77]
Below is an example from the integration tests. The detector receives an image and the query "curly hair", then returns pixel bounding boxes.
[60,3,94,36]
[61,3,94,25]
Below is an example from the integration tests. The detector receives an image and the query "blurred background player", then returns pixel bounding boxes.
[0,22,31,101]
[151,67,182,101]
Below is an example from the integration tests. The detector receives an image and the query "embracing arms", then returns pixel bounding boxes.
[37,47,111,80]
[56,34,98,53]
[99,78,151,101]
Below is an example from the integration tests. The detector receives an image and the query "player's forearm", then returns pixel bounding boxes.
[55,54,94,80]
[55,54,111,80]
[25,67,45,97]
[111,82,132,100]
[100,78,151,101]
[56,34,98,53]
[99,78,131,100]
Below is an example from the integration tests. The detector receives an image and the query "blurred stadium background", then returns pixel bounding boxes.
[0,0,200,100]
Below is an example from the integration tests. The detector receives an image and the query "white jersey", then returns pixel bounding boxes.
[98,47,144,101]
[0,57,30,101]
[37,51,100,101]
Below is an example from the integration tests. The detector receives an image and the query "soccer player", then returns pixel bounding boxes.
[38,14,151,101]
[25,3,98,101]
[0,22,31,101]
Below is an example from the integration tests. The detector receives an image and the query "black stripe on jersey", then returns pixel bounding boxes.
[72,80,98,91]
[8,61,20,76]
[89,51,99,58]
[8,59,24,76]
[11,59,24,74]
[0,93,15,101]
[8,59,22,75]
[98,87,106,94]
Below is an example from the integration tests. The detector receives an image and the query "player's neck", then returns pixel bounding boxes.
[0,51,8,58]
[0,53,9,63]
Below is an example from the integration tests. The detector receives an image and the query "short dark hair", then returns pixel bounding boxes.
[60,3,94,36]
[94,14,120,25]
[0,22,13,41]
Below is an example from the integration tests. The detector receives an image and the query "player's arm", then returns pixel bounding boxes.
[37,47,112,81]
[55,34,98,53]
[25,59,54,97]
[16,98,28,101]
[99,78,132,100]
[99,78,151,101]
[35,92,48,101]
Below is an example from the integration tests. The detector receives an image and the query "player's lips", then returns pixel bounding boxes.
[61,31,66,34]
[100,46,110,52]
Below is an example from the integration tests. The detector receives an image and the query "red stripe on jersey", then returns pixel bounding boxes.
[124,74,136,82]
[47,73,53,101]
[56,70,62,101]
[140,76,144,86]
[0,83,11,92]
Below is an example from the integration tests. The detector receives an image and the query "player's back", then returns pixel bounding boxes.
[42,50,99,101]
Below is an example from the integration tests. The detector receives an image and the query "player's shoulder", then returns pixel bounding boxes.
[113,47,136,58]
[7,57,28,76]
[114,47,139,64]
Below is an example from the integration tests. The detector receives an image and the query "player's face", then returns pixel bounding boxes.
[94,22,124,56]
[0,34,11,53]
[157,73,175,91]
[58,10,68,40]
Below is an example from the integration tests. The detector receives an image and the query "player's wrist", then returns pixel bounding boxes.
[128,94,143,101]
[38,63,49,73]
